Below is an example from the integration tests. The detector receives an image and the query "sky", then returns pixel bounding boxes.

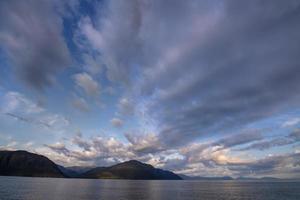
[0,0,300,178]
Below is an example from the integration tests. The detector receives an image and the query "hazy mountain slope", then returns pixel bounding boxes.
[58,165,96,178]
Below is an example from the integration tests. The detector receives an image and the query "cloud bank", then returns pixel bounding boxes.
[77,0,300,147]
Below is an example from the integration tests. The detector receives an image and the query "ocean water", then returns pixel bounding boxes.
[0,176,299,200]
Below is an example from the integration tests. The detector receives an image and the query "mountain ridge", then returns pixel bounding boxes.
[0,150,181,180]
[81,160,182,180]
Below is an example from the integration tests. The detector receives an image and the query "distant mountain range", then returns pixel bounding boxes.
[58,165,95,178]
[0,150,181,180]
[0,150,284,181]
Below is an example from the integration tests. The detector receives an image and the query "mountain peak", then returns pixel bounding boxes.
[82,160,181,180]
[123,160,151,166]
[125,160,142,164]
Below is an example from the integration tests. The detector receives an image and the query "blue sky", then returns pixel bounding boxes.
[0,0,300,178]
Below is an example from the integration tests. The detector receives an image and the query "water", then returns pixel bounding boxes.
[0,176,299,200]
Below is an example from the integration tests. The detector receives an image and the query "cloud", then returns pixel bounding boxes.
[1,90,70,131]
[77,0,300,147]
[0,141,18,151]
[2,0,299,178]
[282,117,300,127]
[81,53,103,75]
[240,129,300,151]
[104,86,116,95]
[42,128,300,178]
[76,16,104,51]
[213,130,263,149]
[240,138,292,151]
[4,112,69,131]
[174,130,293,176]
[72,72,100,97]
[168,130,261,168]
[23,141,34,149]
[44,131,166,166]
[117,98,135,115]
[178,141,300,177]
[40,114,70,130]
[0,91,44,114]
[0,0,71,90]
[72,96,89,112]
[45,142,71,156]
[290,129,300,141]
[180,130,263,159]
[5,113,51,128]
[45,133,136,166]
[75,3,142,84]
[227,153,300,177]
[125,132,165,155]
[73,16,104,76]
[71,132,93,151]
[110,118,123,128]
[45,128,265,175]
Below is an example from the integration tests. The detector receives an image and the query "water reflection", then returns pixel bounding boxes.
[0,176,299,200]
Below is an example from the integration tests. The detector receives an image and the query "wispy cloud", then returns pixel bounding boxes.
[1,91,70,131]
[72,72,101,97]
[240,129,300,151]
[5,112,51,128]
[72,95,90,112]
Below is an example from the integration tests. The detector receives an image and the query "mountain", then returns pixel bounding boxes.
[0,150,65,178]
[66,166,95,174]
[81,160,182,180]
[180,174,233,180]
[0,150,181,180]
[58,165,95,178]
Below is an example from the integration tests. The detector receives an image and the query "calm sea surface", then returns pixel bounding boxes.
[0,176,299,200]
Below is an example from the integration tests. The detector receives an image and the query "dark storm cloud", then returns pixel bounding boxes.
[0,0,71,90]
